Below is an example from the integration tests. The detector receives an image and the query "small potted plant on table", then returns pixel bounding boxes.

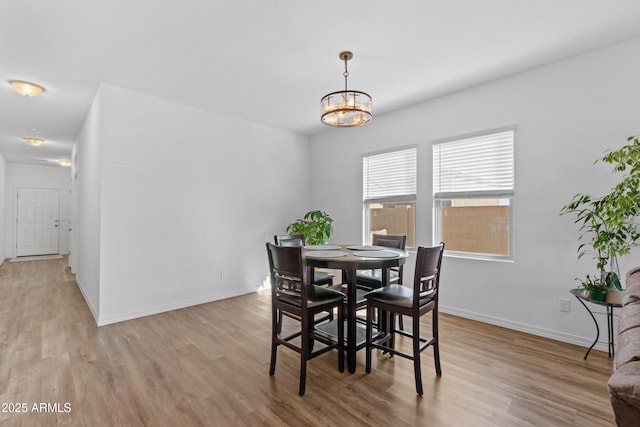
[578,274,609,302]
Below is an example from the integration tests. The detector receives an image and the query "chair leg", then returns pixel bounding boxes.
[398,314,404,331]
[365,303,373,374]
[299,359,308,396]
[389,312,396,354]
[337,303,344,373]
[299,317,309,396]
[433,309,441,376]
[270,307,279,376]
[413,314,423,396]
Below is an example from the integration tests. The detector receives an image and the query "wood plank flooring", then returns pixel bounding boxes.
[0,257,614,426]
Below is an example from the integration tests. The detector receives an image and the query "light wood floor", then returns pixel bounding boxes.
[0,257,614,426]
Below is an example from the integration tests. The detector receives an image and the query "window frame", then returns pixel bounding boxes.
[432,128,515,261]
[362,146,417,247]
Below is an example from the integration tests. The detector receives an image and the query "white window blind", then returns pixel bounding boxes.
[433,130,514,199]
[363,148,417,202]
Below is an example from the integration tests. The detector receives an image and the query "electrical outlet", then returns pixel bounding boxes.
[559,298,570,312]
[220,270,227,280]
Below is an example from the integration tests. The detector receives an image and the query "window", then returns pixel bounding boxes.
[433,129,515,260]
[363,147,416,247]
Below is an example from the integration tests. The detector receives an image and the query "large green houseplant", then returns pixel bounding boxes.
[286,210,334,245]
[561,135,640,295]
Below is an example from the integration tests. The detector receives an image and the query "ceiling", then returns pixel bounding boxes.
[2,0,640,167]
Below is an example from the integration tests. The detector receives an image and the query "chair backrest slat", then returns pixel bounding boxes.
[274,234,306,247]
[372,234,406,250]
[266,242,308,304]
[413,243,444,302]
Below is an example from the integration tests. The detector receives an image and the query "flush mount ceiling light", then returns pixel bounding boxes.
[23,136,44,146]
[59,159,71,167]
[321,51,372,127]
[9,80,46,96]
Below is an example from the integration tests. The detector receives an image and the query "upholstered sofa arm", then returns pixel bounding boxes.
[609,268,640,426]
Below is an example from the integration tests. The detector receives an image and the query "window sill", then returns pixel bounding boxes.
[443,251,514,263]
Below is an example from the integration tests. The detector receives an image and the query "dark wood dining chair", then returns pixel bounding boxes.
[274,234,335,286]
[274,234,336,323]
[356,234,407,290]
[365,243,444,396]
[350,234,407,327]
[266,243,344,396]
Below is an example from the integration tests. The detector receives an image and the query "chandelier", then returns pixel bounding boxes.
[321,51,372,127]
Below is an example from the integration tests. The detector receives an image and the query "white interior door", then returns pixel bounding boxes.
[16,188,60,257]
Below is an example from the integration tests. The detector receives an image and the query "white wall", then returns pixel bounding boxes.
[3,163,71,258]
[0,153,6,264]
[309,36,640,350]
[81,84,310,325]
[73,91,102,321]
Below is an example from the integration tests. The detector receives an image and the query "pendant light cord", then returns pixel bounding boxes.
[343,57,349,91]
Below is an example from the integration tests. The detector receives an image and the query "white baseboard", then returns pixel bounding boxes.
[10,254,64,262]
[96,286,261,326]
[77,283,608,354]
[440,305,610,354]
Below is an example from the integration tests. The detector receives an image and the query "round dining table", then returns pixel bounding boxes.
[304,244,409,373]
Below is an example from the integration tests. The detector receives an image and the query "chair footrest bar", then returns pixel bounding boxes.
[279,330,303,341]
[369,334,436,360]
[394,329,430,343]
[370,342,414,361]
